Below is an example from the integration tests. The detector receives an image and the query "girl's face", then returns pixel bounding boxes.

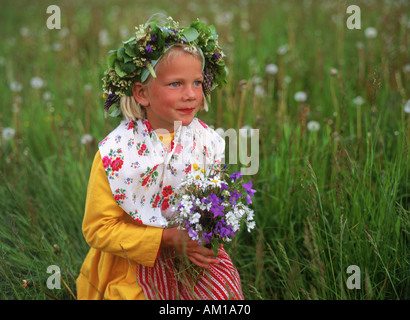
[136,51,204,133]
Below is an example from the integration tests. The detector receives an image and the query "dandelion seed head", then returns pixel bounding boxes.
[2,127,15,141]
[307,120,320,132]
[353,96,365,105]
[404,100,410,114]
[10,81,22,92]
[365,27,378,39]
[30,77,44,89]
[81,134,93,145]
[294,91,307,102]
[265,63,278,75]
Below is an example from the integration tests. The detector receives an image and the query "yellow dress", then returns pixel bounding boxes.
[76,132,174,300]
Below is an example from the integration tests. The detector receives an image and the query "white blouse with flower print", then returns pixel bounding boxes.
[98,118,225,228]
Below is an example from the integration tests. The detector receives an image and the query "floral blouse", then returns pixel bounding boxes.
[98,118,225,228]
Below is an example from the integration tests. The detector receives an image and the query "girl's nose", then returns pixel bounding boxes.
[182,85,197,101]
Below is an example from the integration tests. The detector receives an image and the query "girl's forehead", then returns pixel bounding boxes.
[156,53,203,78]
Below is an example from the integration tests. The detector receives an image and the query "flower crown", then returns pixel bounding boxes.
[102,17,228,117]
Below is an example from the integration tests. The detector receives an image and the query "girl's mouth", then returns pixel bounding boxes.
[177,108,195,114]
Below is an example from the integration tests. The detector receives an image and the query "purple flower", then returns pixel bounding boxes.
[211,203,225,218]
[188,228,198,240]
[221,183,228,191]
[246,195,253,205]
[229,190,242,206]
[146,45,152,53]
[230,171,243,182]
[203,231,213,244]
[150,33,157,42]
[242,180,256,197]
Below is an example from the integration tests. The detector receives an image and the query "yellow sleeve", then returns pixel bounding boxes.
[82,150,163,267]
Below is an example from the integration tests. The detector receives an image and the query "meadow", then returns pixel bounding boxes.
[0,0,409,300]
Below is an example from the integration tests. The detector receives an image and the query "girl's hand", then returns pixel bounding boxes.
[161,227,222,268]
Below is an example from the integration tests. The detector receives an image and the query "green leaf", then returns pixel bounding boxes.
[123,36,136,44]
[120,61,136,74]
[114,61,127,77]
[182,27,199,42]
[124,43,137,57]
[117,47,126,61]
[107,51,117,69]
[109,105,122,117]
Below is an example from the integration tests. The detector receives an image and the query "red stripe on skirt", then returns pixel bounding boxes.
[137,247,244,300]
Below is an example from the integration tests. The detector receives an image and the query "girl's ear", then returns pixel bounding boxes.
[132,82,150,107]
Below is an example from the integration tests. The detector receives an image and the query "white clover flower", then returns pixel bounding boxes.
[353,96,365,105]
[2,127,15,141]
[294,91,307,102]
[365,27,378,39]
[265,63,278,75]
[10,81,22,92]
[404,100,410,114]
[30,77,44,89]
[307,120,320,132]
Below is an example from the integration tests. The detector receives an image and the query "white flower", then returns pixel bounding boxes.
[307,121,320,132]
[277,44,289,55]
[254,85,265,98]
[135,24,147,41]
[208,176,222,188]
[81,134,93,145]
[10,81,22,92]
[404,100,410,114]
[189,212,201,224]
[30,77,44,89]
[403,64,410,74]
[265,64,278,75]
[2,127,15,141]
[330,68,338,76]
[43,91,52,101]
[294,91,307,102]
[353,96,365,105]
[365,27,378,39]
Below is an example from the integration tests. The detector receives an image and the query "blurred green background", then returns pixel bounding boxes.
[0,0,409,299]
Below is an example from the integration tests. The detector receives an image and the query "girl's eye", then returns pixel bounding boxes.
[169,82,180,87]
[194,81,202,86]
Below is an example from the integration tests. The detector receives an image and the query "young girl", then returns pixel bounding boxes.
[76,17,243,300]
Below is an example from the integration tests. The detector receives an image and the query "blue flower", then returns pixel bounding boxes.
[230,171,243,182]
[242,180,256,197]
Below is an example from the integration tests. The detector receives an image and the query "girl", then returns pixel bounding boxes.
[76,17,243,300]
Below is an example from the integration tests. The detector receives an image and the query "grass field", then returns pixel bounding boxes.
[0,0,409,300]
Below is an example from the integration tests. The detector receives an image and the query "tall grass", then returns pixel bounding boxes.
[1,0,409,299]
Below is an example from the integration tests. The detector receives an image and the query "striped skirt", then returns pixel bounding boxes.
[137,247,244,300]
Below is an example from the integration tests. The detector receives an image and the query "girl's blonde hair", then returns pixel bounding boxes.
[120,44,208,121]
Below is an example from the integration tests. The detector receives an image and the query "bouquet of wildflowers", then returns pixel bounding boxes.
[171,163,256,280]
